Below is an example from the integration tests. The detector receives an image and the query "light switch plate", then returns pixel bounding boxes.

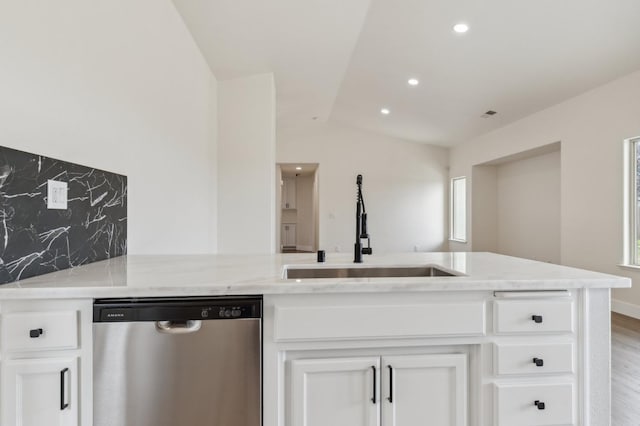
[47,179,68,210]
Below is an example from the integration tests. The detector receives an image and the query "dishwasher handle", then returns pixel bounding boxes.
[155,320,202,334]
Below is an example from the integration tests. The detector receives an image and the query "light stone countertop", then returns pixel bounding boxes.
[0,252,630,300]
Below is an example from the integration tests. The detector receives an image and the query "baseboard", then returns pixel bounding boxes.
[612,299,640,320]
[297,245,313,252]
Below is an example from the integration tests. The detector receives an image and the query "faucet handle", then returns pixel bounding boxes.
[360,213,368,238]
[362,238,372,255]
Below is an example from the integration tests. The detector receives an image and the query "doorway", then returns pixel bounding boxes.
[276,163,319,253]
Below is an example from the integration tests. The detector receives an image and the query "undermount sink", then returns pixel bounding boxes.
[284,265,460,279]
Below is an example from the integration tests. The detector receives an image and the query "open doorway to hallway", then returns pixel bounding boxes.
[276,163,319,253]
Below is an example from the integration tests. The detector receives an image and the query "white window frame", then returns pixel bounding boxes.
[450,176,467,243]
[624,137,640,266]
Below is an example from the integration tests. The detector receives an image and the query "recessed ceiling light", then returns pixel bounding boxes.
[380,108,390,115]
[295,166,302,170]
[408,78,419,86]
[453,23,469,33]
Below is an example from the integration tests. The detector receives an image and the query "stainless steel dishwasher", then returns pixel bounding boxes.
[93,296,262,426]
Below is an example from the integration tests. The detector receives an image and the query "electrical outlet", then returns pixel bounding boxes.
[47,179,68,210]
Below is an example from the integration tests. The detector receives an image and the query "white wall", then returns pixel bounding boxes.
[217,73,276,254]
[470,166,498,252]
[278,122,449,254]
[208,76,219,253]
[312,169,320,252]
[275,165,283,251]
[295,174,315,252]
[496,150,561,263]
[0,0,217,254]
[469,149,561,263]
[450,70,640,311]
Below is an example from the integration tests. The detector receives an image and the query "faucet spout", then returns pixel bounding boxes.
[354,174,373,263]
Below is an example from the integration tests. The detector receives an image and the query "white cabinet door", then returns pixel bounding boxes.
[2,357,78,426]
[382,354,467,426]
[290,357,381,426]
[282,223,297,247]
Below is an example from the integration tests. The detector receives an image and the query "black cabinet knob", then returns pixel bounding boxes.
[534,400,545,410]
[533,358,544,367]
[531,315,543,323]
[29,328,43,338]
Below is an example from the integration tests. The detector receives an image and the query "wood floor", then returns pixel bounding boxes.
[612,312,640,425]
[281,248,313,253]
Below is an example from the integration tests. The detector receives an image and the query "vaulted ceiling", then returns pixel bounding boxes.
[172,0,640,146]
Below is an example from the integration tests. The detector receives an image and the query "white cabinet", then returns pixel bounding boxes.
[3,357,78,426]
[282,177,297,209]
[0,299,92,426]
[282,223,297,248]
[290,357,380,426]
[289,354,467,426]
[491,294,576,425]
[269,294,479,426]
[263,288,606,426]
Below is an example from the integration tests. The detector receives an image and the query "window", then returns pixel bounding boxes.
[450,176,467,242]
[626,138,640,265]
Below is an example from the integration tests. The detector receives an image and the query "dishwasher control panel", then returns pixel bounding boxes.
[93,296,262,322]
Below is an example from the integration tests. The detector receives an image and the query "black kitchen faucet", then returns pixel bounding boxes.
[354,174,372,263]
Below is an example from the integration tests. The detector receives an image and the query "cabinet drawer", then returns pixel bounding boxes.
[494,343,573,375]
[2,310,78,352]
[274,302,486,341]
[494,300,573,334]
[495,383,574,426]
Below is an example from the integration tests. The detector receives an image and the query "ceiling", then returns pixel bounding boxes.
[172,0,640,147]
[280,163,317,177]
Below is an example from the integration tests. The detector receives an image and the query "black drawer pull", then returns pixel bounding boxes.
[29,328,43,338]
[371,365,377,404]
[387,365,394,403]
[533,358,544,367]
[534,400,545,410]
[60,368,70,410]
[531,315,543,323]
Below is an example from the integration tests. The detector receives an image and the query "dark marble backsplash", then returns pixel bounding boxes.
[0,146,127,284]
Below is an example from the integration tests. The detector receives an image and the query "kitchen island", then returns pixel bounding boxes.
[0,252,630,426]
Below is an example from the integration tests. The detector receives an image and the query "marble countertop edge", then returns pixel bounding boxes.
[0,252,631,300]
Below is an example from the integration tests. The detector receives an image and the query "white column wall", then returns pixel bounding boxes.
[217,74,276,254]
